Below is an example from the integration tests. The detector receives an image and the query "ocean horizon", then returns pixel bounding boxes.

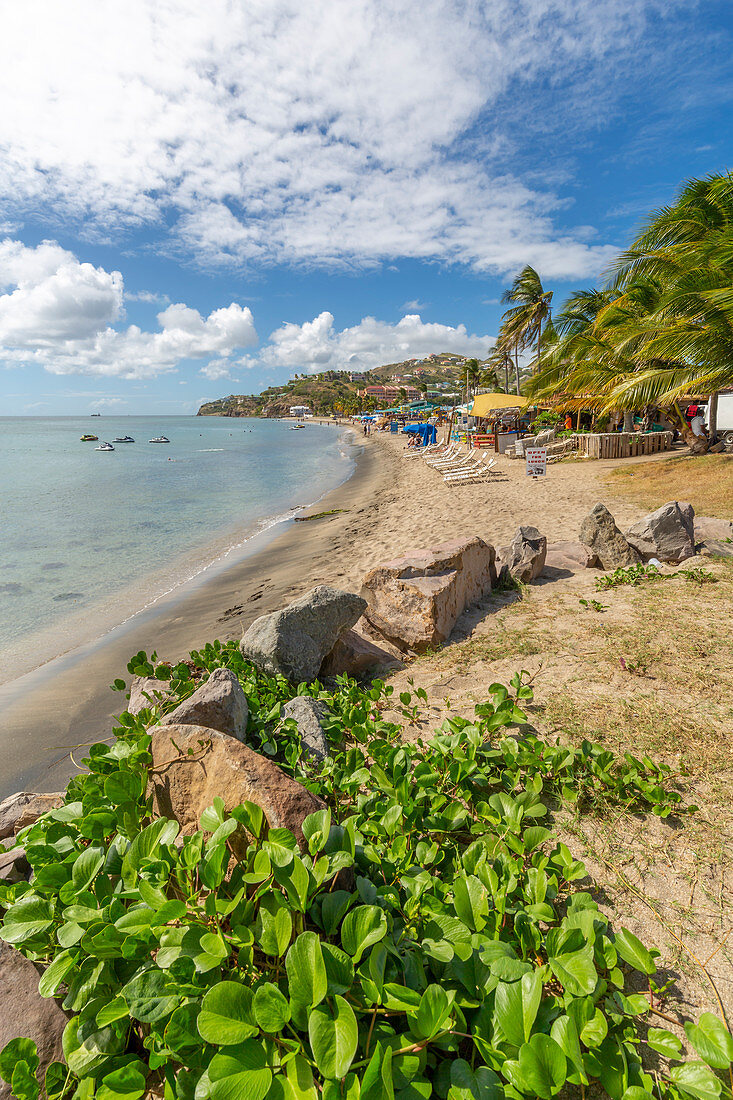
[0,415,354,683]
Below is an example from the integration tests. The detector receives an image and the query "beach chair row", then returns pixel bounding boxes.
[423,442,497,484]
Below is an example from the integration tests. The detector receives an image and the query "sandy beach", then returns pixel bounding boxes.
[0,425,651,799]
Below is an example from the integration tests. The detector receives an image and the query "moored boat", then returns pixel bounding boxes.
[148,436,170,444]
[80,434,98,441]
[95,441,115,451]
[112,435,135,443]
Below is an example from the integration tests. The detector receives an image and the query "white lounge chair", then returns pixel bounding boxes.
[445,457,497,483]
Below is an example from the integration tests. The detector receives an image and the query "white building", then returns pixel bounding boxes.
[290,405,312,417]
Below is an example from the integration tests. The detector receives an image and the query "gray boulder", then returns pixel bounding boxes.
[128,675,172,715]
[625,501,695,563]
[160,668,248,741]
[0,791,64,841]
[694,515,733,543]
[281,697,330,762]
[0,845,30,884]
[500,526,547,584]
[241,585,367,683]
[0,941,70,1100]
[580,503,642,569]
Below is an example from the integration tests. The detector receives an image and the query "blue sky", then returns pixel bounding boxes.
[0,0,731,415]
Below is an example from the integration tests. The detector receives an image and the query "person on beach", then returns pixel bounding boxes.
[690,409,708,439]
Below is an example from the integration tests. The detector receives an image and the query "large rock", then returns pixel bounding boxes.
[240,585,367,683]
[625,501,695,563]
[281,697,330,762]
[128,676,172,716]
[500,526,547,584]
[544,541,600,572]
[694,515,733,543]
[149,724,325,850]
[320,627,400,679]
[159,668,248,741]
[0,941,70,1100]
[361,537,495,653]
[0,791,64,841]
[0,845,30,884]
[580,503,641,569]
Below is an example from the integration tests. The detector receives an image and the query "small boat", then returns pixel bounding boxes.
[95,441,115,451]
[149,436,170,444]
[90,412,101,417]
[289,424,304,430]
[112,435,135,443]
[80,434,98,442]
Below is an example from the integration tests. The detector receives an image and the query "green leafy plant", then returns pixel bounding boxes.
[0,649,723,1100]
[579,598,608,612]
[678,567,717,585]
[595,563,664,590]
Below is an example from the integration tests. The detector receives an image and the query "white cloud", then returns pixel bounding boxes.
[248,311,494,375]
[0,0,692,278]
[401,299,428,312]
[126,289,170,304]
[0,239,258,378]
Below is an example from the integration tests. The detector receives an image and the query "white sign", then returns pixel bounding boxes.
[525,447,547,477]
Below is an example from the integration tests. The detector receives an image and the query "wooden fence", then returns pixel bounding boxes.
[573,431,674,459]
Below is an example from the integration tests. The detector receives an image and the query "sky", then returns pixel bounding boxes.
[0,0,731,415]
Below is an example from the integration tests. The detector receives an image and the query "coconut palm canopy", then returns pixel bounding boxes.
[526,173,733,431]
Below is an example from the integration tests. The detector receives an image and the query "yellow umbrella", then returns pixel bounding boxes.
[470,393,528,417]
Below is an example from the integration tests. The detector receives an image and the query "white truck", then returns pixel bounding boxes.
[703,392,733,444]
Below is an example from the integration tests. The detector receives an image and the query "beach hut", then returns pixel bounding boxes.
[470,393,529,452]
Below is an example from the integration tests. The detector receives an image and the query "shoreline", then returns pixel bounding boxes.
[0,425,654,800]
[0,432,389,799]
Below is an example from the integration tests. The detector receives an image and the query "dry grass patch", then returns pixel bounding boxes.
[605,453,733,518]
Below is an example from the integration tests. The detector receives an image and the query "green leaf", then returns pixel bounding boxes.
[550,1015,587,1085]
[322,942,355,996]
[449,1059,502,1099]
[614,929,655,975]
[323,1075,360,1100]
[580,1009,607,1048]
[122,967,180,1023]
[308,996,358,1079]
[494,972,542,1048]
[548,944,597,996]
[685,1014,733,1069]
[209,1039,272,1100]
[198,982,258,1045]
[286,932,327,1008]
[510,1034,566,1100]
[253,983,290,1033]
[285,1056,318,1100]
[104,770,143,805]
[38,950,76,997]
[10,1060,39,1100]
[340,905,387,962]
[255,898,292,957]
[97,1061,148,1100]
[669,1062,722,1100]
[1,896,54,944]
[302,809,331,855]
[0,1038,39,1084]
[72,846,105,892]
[412,984,453,1040]
[647,1028,682,1058]
[361,1043,393,1100]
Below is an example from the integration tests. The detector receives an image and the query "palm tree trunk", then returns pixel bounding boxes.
[504,361,509,393]
[708,390,719,439]
[514,345,520,395]
[622,410,634,432]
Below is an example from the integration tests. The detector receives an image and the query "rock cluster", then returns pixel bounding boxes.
[580,503,642,569]
[579,499,705,567]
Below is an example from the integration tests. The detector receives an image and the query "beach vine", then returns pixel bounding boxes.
[0,642,729,1100]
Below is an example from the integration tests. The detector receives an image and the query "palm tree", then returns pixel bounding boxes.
[465,358,482,399]
[485,345,512,393]
[501,265,553,373]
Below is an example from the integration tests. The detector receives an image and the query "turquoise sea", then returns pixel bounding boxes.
[0,416,354,681]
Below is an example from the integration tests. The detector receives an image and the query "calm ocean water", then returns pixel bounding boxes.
[0,416,353,679]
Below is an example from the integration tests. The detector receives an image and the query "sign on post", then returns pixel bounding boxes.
[525,447,547,478]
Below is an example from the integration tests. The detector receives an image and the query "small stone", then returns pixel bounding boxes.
[580,503,641,569]
[128,676,172,715]
[0,942,69,1100]
[281,697,330,762]
[148,723,325,851]
[625,501,696,563]
[0,791,64,841]
[320,627,400,679]
[362,537,495,652]
[159,668,248,741]
[500,525,547,584]
[241,585,367,683]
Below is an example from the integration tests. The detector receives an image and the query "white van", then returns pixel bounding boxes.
[703,392,733,444]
